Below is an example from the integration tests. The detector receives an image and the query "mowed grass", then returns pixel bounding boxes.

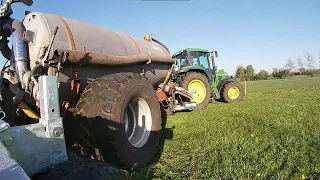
[130,77,320,180]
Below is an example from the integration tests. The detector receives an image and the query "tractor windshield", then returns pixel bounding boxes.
[174,51,210,70]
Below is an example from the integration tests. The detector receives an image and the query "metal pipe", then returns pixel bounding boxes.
[174,105,186,112]
[41,26,59,63]
[3,18,29,89]
[1,18,40,104]
[63,50,176,66]
[161,64,175,91]
[174,103,197,112]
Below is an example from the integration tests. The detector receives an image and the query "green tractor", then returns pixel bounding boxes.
[171,48,244,110]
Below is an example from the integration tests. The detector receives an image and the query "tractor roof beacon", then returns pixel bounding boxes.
[171,48,245,110]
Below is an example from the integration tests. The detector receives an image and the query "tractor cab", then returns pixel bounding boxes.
[172,48,219,83]
[171,48,244,110]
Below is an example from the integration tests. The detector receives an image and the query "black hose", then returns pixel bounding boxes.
[21,0,33,6]
[0,60,9,79]
[151,37,170,54]
[0,35,11,60]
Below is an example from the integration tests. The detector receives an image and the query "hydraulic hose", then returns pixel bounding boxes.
[0,36,11,60]
[151,37,170,55]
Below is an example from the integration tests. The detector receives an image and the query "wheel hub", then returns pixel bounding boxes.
[124,97,152,148]
[188,79,206,104]
[227,86,240,100]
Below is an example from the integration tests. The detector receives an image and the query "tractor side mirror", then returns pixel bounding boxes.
[214,51,218,58]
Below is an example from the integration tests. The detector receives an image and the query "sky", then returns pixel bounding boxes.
[3,0,320,75]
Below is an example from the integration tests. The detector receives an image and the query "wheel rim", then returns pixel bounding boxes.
[124,97,152,148]
[188,79,207,104]
[227,86,240,100]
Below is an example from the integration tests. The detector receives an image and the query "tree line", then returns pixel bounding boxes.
[234,52,320,81]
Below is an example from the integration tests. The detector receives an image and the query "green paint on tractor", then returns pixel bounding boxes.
[171,48,244,105]
[172,48,209,57]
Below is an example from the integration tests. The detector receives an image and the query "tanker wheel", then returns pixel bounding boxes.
[180,72,211,110]
[74,72,161,170]
[221,81,244,103]
[32,152,127,180]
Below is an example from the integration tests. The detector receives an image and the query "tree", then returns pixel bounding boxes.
[285,58,295,71]
[305,52,314,70]
[255,70,269,80]
[296,55,304,76]
[272,68,278,78]
[245,65,255,81]
[272,68,291,79]
[235,65,246,81]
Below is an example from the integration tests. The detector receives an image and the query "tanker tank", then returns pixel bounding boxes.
[22,12,175,101]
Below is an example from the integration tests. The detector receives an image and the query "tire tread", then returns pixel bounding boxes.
[72,72,160,170]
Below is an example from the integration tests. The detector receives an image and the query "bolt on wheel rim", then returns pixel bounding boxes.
[124,97,152,148]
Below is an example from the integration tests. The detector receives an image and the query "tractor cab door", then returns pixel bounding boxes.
[209,51,219,81]
[189,51,213,82]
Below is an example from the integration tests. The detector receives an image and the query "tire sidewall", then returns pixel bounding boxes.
[222,81,244,103]
[73,73,162,170]
[111,76,161,169]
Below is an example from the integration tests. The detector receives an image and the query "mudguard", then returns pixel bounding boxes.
[217,76,237,93]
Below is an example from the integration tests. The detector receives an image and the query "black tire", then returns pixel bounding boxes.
[0,89,35,126]
[72,72,161,170]
[221,81,244,103]
[180,72,211,110]
[32,152,127,180]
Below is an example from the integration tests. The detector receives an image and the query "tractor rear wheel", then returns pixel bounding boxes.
[180,72,211,110]
[72,72,161,170]
[221,81,244,103]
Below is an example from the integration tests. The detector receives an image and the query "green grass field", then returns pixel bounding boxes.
[130,77,320,180]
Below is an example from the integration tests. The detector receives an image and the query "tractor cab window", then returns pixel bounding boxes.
[175,51,210,70]
[189,51,199,66]
[199,52,210,69]
[175,54,189,68]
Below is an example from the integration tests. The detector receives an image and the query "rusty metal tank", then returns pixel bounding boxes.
[22,12,175,101]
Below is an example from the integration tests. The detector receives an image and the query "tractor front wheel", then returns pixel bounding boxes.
[221,81,244,103]
[180,72,211,110]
